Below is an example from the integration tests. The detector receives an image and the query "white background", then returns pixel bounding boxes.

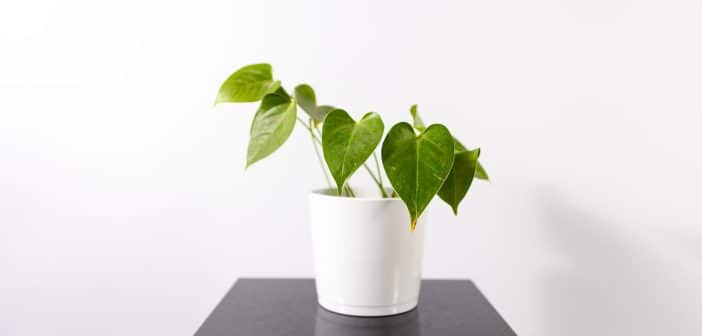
[2,0,701,335]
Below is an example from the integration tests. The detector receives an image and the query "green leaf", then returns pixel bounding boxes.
[215,63,281,104]
[475,161,489,180]
[294,84,333,125]
[246,93,297,167]
[409,104,426,131]
[322,109,384,195]
[438,148,480,215]
[382,122,455,230]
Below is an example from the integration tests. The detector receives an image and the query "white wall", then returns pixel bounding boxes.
[2,0,701,335]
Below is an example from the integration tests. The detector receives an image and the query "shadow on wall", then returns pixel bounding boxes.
[537,190,701,336]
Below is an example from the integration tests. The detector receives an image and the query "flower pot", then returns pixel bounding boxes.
[309,188,426,316]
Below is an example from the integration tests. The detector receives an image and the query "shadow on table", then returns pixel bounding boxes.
[314,307,421,336]
[537,190,685,336]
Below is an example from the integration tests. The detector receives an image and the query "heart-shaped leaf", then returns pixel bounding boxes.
[294,84,334,125]
[382,122,455,230]
[438,147,480,215]
[322,109,384,195]
[215,63,281,104]
[246,92,297,167]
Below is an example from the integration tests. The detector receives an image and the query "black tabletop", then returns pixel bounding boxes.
[194,279,516,336]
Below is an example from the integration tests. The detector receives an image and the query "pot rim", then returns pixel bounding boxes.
[310,188,401,202]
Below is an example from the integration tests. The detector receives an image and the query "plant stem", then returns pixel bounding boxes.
[314,127,323,140]
[363,163,388,198]
[372,152,387,197]
[312,139,334,191]
[344,184,356,197]
[297,118,322,145]
[298,118,333,191]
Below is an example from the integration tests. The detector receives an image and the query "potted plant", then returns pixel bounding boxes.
[214,63,489,316]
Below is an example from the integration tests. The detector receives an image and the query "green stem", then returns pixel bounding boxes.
[372,152,387,197]
[298,118,321,143]
[299,118,333,191]
[314,127,323,140]
[312,139,333,191]
[344,184,356,197]
[363,163,388,198]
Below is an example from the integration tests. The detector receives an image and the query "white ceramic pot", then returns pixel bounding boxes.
[309,188,426,316]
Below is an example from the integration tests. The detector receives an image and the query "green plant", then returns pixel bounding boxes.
[215,63,489,230]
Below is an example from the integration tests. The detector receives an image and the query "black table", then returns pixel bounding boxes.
[194,279,516,336]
